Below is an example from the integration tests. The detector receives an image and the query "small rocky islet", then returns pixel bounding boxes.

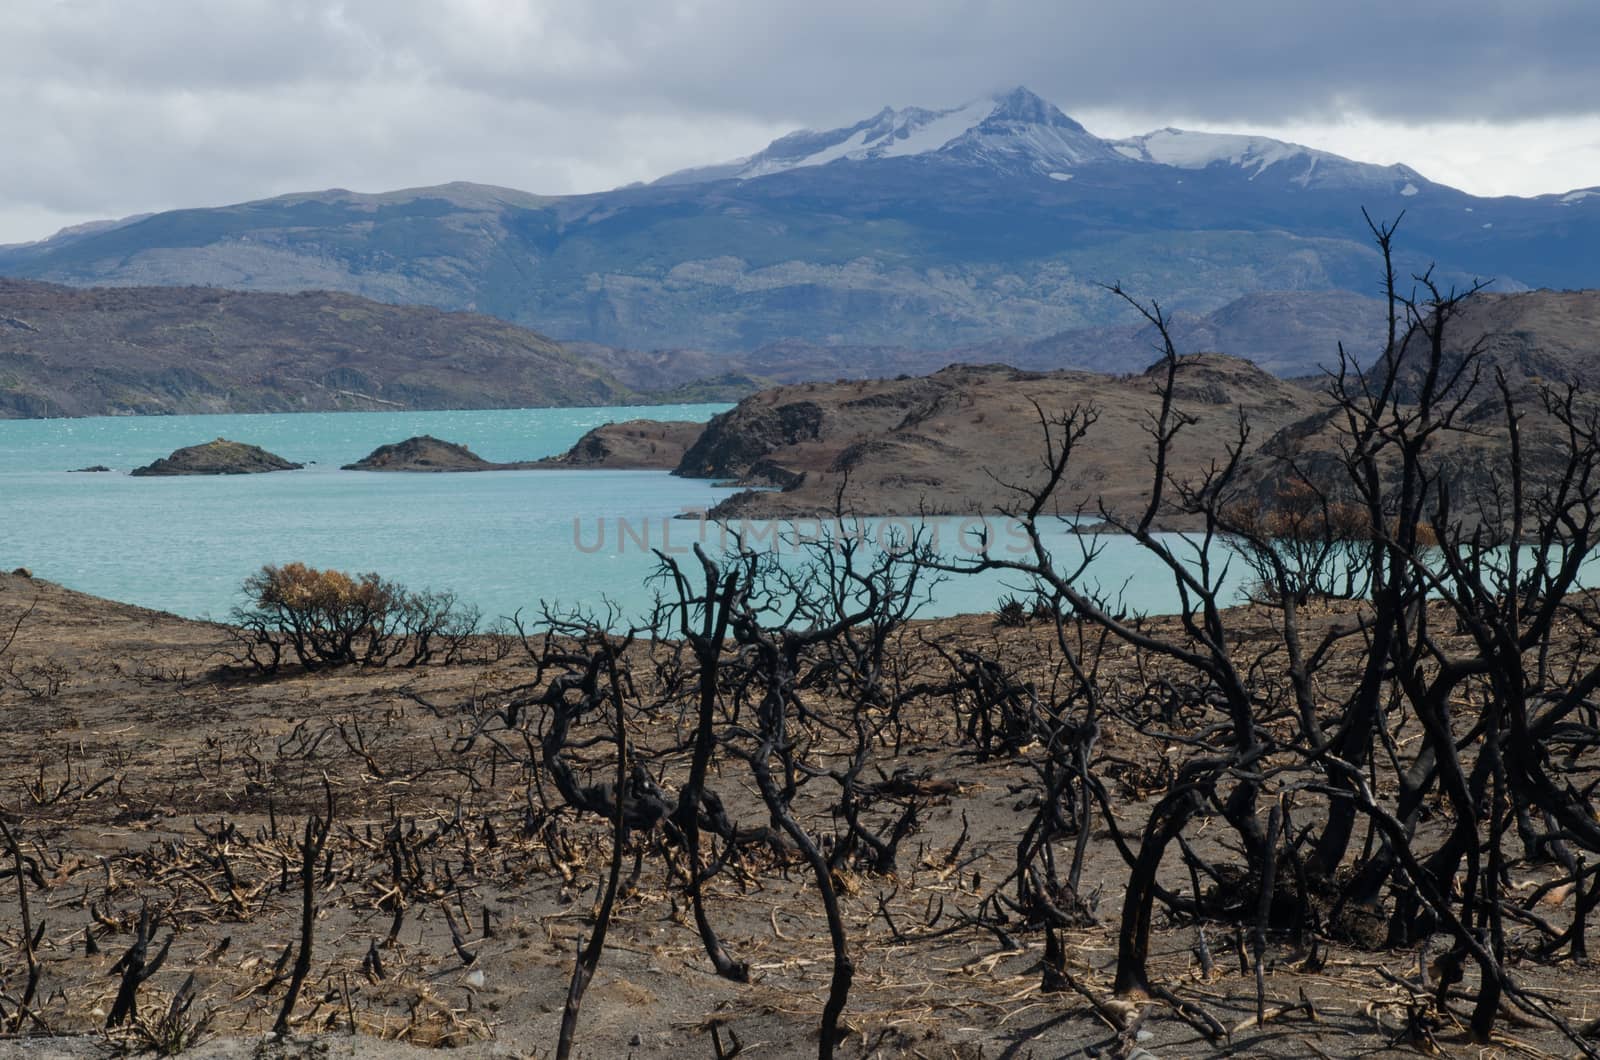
[104,429,693,477]
[341,435,540,472]
[129,438,303,476]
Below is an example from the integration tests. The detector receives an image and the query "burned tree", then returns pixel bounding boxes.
[937,215,1600,1051]
[505,513,938,1059]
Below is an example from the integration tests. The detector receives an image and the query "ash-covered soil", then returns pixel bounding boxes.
[0,571,1595,1058]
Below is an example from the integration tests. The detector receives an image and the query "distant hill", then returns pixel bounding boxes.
[0,279,633,417]
[1388,289,1600,400]
[950,289,1391,378]
[3,87,1595,355]
[672,355,1326,520]
[531,288,1598,521]
[571,289,1387,389]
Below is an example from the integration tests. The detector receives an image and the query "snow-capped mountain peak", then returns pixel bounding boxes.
[939,87,1124,170]
[985,86,1084,128]
[653,87,1429,193]
[1113,127,1426,190]
[655,87,1119,185]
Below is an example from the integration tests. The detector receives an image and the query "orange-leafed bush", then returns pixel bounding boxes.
[1230,480,1368,543]
[1230,480,1443,604]
[231,563,478,673]
[1235,479,1438,547]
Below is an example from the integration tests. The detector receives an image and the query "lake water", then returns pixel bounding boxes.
[0,406,1255,625]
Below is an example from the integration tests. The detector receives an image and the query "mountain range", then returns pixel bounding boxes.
[2,88,1594,359]
[658,87,1418,191]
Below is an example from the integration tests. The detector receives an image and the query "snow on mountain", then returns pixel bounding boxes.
[869,99,997,159]
[1115,129,1301,172]
[936,87,1125,170]
[1114,127,1425,190]
[656,86,1433,196]
[656,87,1120,185]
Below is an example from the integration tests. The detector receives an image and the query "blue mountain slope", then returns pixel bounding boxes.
[2,89,1595,351]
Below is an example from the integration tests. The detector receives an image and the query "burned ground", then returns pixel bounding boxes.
[0,572,1596,1058]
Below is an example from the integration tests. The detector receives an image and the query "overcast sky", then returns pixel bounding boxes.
[3,0,1598,244]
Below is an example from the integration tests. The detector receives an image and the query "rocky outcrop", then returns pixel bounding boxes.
[670,358,1326,520]
[676,399,825,479]
[130,439,302,477]
[1389,290,1600,402]
[539,420,704,470]
[342,435,536,472]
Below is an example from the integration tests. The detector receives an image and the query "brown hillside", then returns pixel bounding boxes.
[0,278,632,417]
[1392,289,1600,400]
[537,420,703,470]
[1212,290,1599,524]
[674,355,1324,519]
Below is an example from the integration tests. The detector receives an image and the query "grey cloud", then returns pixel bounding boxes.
[310,0,1600,125]
[16,1,1598,121]
[11,1,384,90]
[2,0,1597,242]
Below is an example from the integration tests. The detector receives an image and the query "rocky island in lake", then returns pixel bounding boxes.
[129,438,303,476]
[342,435,539,472]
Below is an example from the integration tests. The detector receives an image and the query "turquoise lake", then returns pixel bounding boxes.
[0,405,1254,625]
